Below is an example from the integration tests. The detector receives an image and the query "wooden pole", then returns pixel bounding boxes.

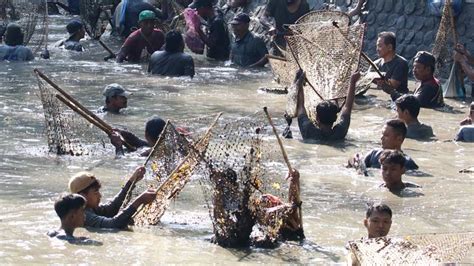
[263,107,292,172]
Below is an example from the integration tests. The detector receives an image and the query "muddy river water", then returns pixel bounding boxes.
[0,15,473,264]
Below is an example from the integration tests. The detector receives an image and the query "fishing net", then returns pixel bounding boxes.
[284,23,365,121]
[132,114,221,226]
[432,1,456,78]
[289,10,350,36]
[1,0,47,53]
[35,72,108,156]
[196,112,292,246]
[348,232,474,265]
[268,55,299,88]
[80,0,112,39]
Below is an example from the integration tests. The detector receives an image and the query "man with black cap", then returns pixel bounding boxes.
[59,20,86,52]
[189,0,230,61]
[0,23,34,61]
[116,10,165,63]
[386,51,444,108]
[98,83,131,114]
[148,30,195,77]
[230,12,268,68]
[260,0,309,51]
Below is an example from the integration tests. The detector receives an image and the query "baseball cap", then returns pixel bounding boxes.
[188,0,213,9]
[230,12,250,25]
[138,10,157,23]
[66,20,84,37]
[103,84,131,98]
[69,172,99,193]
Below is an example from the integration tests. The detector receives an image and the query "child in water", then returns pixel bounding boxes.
[379,150,421,195]
[47,193,89,242]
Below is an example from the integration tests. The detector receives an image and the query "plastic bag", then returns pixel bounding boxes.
[183,8,204,54]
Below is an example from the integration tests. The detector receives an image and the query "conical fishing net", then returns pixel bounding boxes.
[80,0,112,39]
[432,1,456,78]
[289,10,350,36]
[284,23,365,121]
[348,232,474,265]
[1,0,47,53]
[132,114,221,226]
[35,72,108,156]
[196,112,292,246]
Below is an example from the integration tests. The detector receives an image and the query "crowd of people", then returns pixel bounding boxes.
[1,0,473,260]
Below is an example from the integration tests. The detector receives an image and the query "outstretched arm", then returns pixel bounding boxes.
[295,70,307,117]
[340,72,361,117]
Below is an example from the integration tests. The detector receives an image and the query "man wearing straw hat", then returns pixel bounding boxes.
[116,10,165,63]
[98,83,132,114]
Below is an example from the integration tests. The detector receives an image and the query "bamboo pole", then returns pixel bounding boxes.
[263,107,292,172]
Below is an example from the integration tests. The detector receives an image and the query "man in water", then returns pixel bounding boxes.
[460,102,474,126]
[60,20,86,52]
[148,30,195,77]
[374,32,409,95]
[0,23,34,61]
[364,203,392,238]
[455,102,474,142]
[296,71,360,141]
[386,51,444,108]
[113,0,164,38]
[47,193,88,242]
[98,84,131,114]
[379,150,421,194]
[116,10,165,63]
[360,119,418,170]
[395,95,434,139]
[454,43,474,82]
[260,0,309,53]
[189,0,230,61]
[229,12,268,68]
[68,167,157,228]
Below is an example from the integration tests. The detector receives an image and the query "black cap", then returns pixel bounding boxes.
[188,0,213,9]
[230,12,250,25]
[66,20,84,36]
[414,51,435,69]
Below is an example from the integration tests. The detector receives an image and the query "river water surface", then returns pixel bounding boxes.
[0,15,473,264]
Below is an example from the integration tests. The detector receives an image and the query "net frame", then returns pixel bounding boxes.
[431,0,457,77]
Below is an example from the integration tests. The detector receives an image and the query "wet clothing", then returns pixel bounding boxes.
[230,31,268,67]
[364,148,419,170]
[63,40,83,52]
[148,50,195,77]
[297,113,351,141]
[0,45,34,61]
[455,125,474,142]
[374,55,409,94]
[406,121,434,139]
[265,0,309,46]
[116,28,165,63]
[114,0,164,37]
[85,180,137,229]
[205,10,230,61]
[390,77,444,108]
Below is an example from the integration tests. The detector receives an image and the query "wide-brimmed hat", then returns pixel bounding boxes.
[69,172,99,193]
[230,13,250,25]
[138,10,157,23]
[103,84,131,98]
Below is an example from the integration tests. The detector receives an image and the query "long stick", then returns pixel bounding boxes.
[99,39,116,59]
[263,107,292,172]
[35,68,135,150]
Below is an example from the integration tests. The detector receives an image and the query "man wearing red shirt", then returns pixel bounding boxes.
[116,10,165,63]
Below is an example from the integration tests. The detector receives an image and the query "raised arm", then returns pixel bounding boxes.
[340,72,360,117]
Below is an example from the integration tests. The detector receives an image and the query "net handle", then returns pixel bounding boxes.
[263,107,292,172]
[34,68,135,150]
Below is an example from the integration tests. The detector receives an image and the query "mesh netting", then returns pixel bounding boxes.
[80,0,112,39]
[294,10,350,26]
[132,114,221,226]
[349,232,474,265]
[35,72,107,155]
[1,0,47,53]
[196,112,291,246]
[268,55,300,88]
[432,1,456,77]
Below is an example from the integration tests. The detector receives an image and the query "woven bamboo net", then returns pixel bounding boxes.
[349,232,474,265]
[1,0,47,53]
[35,73,106,156]
[132,114,221,226]
[432,1,456,77]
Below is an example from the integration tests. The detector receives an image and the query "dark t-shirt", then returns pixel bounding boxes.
[266,0,309,33]
[64,40,83,52]
[230,32,268,67]
[148,51,195,77]
[390,77,444,109]
[116,28,165,63]
[114,1,163,37]
[363,148,418,170]
[374,54,409,94]
[406,122,434,139]
[297,113,350,141]
[206,11,230,61]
